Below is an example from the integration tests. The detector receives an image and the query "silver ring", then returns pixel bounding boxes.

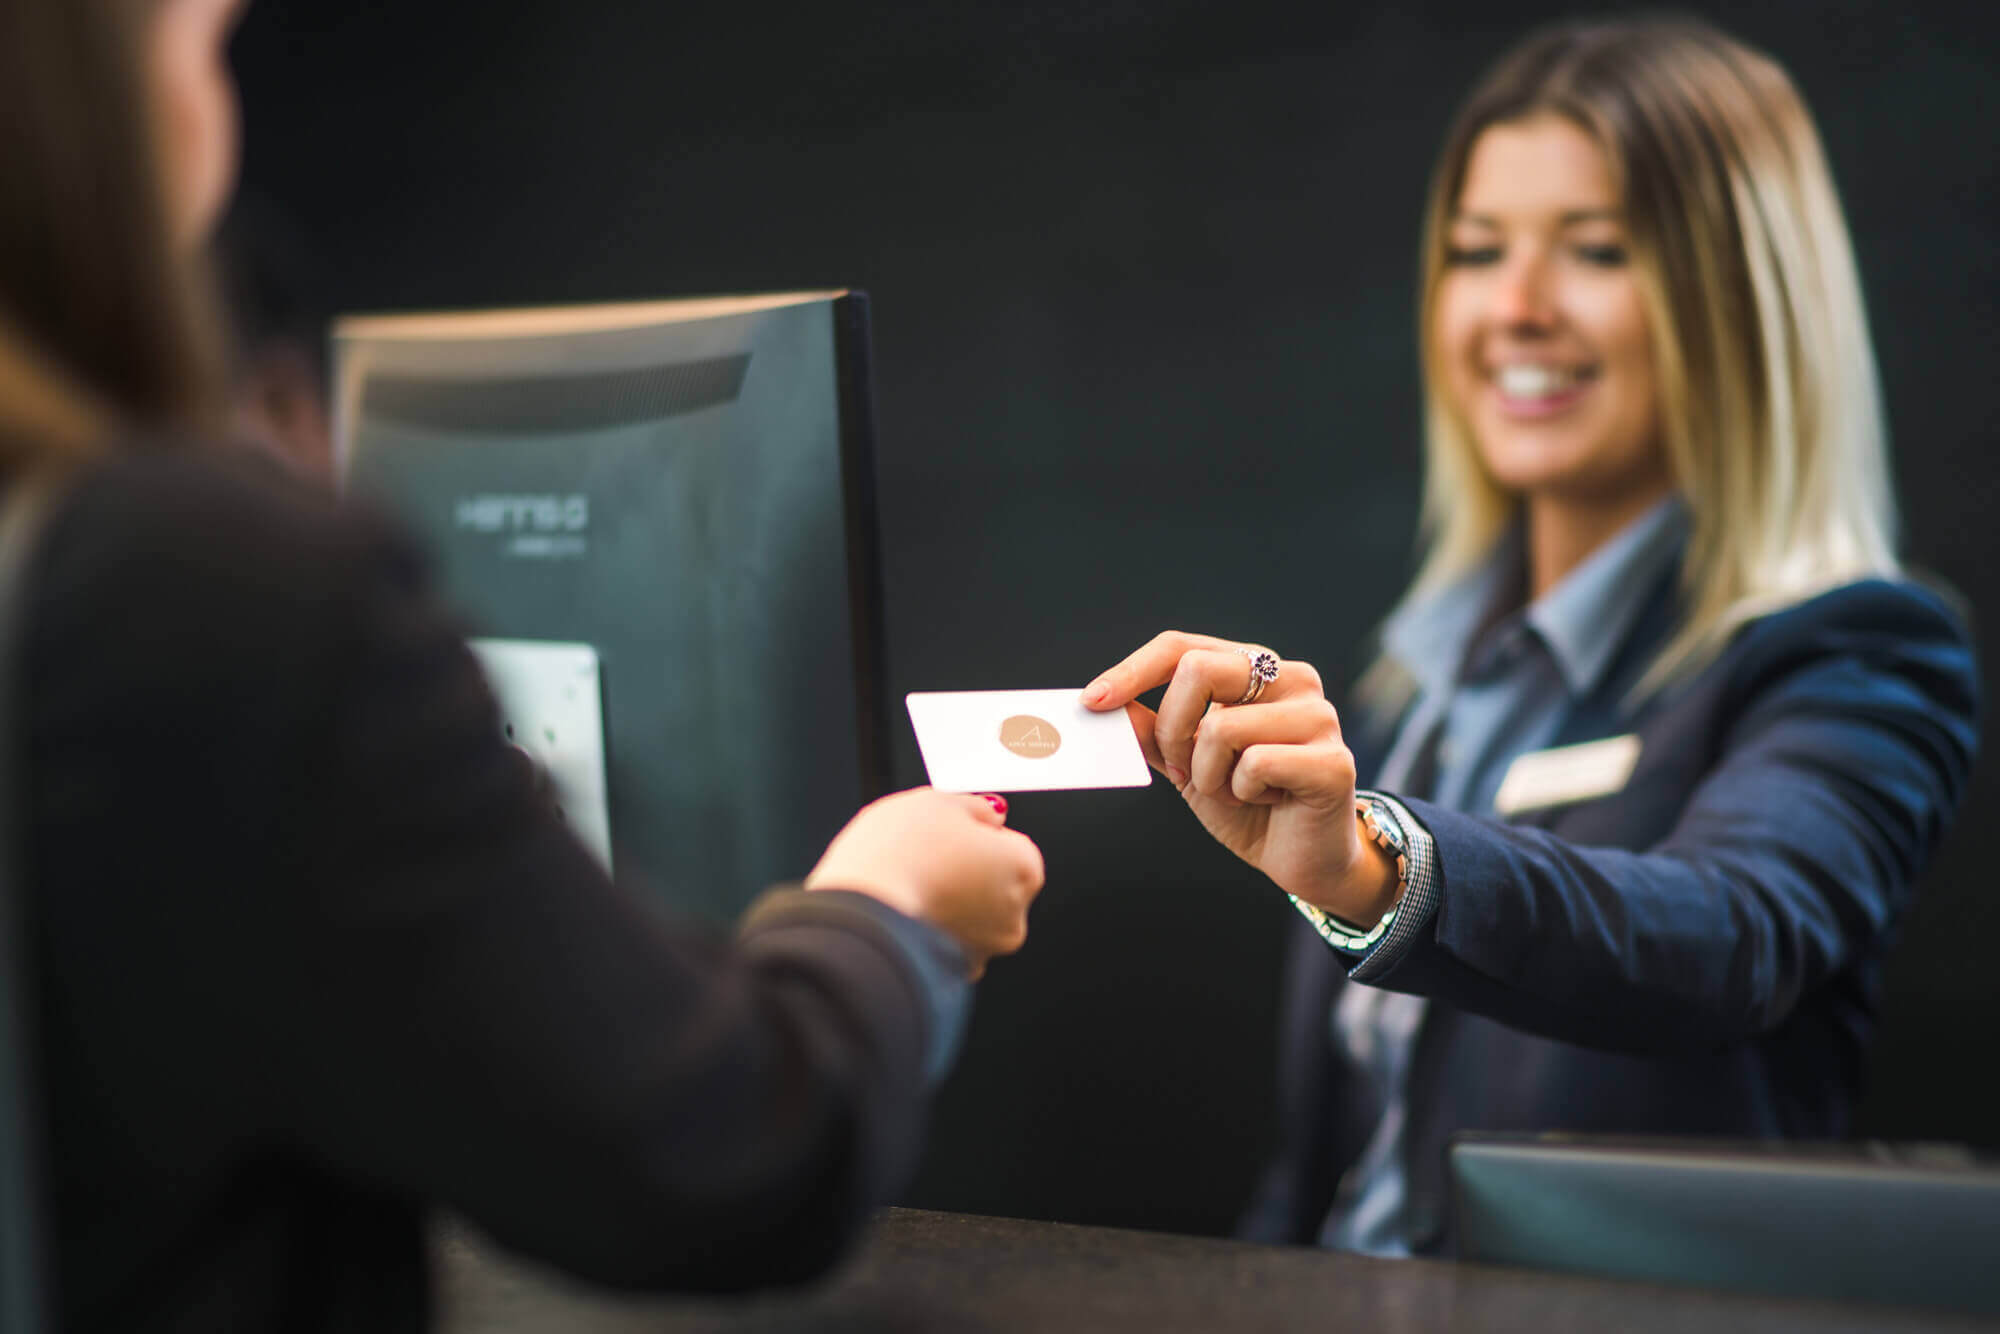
[1232,647,1280,705]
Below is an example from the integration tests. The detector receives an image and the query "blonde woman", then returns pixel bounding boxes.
[1086,16,1977,1256]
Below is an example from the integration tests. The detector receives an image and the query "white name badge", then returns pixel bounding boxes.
[906,689,1153,793]
[1492,733,1642,817]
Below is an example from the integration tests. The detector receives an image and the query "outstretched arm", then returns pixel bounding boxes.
[1083,583,1977,1055]
[1371,585,1977,1052]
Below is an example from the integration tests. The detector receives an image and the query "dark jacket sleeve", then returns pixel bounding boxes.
[26,454,958,1293]
[1364,580,1979,1055]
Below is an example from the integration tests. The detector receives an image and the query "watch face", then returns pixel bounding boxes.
[1366,800,1407,853]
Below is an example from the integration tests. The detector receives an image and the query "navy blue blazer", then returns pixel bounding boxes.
[1239,570,1979,1253]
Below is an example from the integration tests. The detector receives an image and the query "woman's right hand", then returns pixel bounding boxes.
[805,788,1045,978]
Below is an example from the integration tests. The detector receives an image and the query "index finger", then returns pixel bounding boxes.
[1081,630,1252,711]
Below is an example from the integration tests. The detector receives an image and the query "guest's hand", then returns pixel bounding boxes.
[1081,632,1397,922]
[807,788,1045,978]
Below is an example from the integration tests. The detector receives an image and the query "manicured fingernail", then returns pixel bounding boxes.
[981,793,1008,816]
[1083,680,1109,705]
[1165,765,1188,786]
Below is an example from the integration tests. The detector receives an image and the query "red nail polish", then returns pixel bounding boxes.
[982,793,1009,816]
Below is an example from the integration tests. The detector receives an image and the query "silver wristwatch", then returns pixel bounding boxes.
[1287,794,1410,953]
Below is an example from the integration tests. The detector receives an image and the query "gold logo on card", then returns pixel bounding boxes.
[998,715,1061,759]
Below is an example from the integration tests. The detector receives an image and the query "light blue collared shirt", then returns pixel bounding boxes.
[1315,496,1689,1255]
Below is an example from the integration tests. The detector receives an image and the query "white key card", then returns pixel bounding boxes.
[905,689,1153,793]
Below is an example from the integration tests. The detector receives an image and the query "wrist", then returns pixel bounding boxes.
[1350,818,1403,920]
[1287,794,1410,951]
[803,863,925,922]
[1295,801,1404,921]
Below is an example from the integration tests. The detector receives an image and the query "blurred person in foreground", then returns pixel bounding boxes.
[0,0,1044,1328]
[212,193,336,481]
[1084,16,1978,1255]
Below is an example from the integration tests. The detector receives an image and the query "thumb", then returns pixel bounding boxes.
[1123,701,1169,776]
[959,792,1009,825]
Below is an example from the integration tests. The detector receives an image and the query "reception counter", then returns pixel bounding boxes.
[435,1207,1995,1332]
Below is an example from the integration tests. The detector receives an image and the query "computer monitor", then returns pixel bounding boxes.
[1451,1133,2000,1315]
[332,292,888,923]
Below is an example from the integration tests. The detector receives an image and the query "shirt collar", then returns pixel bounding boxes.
[1527,495,1688,696]
[1379,529,1520,700]
[1380,495,1687,700]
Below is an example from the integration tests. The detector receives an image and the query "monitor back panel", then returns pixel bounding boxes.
[1452,1136,2000,1315]
[336,295,881,922]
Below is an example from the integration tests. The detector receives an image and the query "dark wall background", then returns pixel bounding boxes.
[231,0,2000,1236]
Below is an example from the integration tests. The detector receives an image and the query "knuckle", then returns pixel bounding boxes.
[1291,659,1325,694]
[1192,706,1230,744]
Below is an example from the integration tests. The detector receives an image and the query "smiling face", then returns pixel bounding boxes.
[1432,114,1669,514]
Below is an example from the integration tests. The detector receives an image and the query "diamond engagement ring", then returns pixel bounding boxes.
[1232,647,1280,705]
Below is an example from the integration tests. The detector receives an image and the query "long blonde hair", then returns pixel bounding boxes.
[0,0,227,470]
[1408,16,1896,694]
